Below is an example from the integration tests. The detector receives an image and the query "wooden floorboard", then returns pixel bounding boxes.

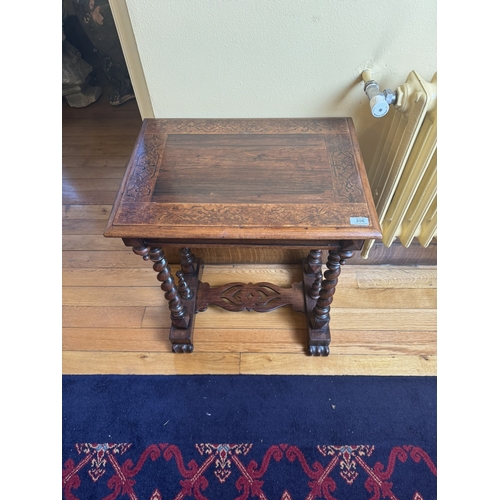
[61,87,437,376]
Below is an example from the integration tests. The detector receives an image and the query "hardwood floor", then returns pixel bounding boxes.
[62,88,437,376]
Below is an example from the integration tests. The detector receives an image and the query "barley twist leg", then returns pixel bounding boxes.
[132,245,190,329]
[308,249,353,356]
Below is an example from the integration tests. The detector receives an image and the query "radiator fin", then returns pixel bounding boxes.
[362,71,437,259]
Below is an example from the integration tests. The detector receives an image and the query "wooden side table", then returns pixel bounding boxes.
[104,118,381,355]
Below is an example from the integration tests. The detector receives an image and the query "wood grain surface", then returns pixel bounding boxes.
[103,117,382,241]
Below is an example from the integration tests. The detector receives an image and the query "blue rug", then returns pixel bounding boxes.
[62,375,436,499]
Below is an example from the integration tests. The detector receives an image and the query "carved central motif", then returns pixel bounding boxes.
[220,283,281,310]
[196,281,305,313]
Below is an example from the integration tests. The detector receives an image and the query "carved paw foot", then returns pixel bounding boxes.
[308,345,330,356]
[172,344,194,353]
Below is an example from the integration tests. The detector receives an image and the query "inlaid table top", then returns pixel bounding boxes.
[104,118,381,244]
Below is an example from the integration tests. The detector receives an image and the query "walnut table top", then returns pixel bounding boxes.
[104,118,381,245]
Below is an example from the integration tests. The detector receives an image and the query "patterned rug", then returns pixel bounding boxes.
[62,375,437,499]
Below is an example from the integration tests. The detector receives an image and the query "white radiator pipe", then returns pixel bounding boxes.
[361,70,396,118]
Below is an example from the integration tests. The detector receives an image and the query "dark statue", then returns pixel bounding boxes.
[67,0,135,107]
[63,2,102,107]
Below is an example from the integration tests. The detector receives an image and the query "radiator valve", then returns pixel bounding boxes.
[361,70,396,118]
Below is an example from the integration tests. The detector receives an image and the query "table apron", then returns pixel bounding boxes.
[122,238,363,251]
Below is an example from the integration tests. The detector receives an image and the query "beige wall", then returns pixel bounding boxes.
[123,0,436,162]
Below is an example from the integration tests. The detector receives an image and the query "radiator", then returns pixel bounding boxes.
[361,71,437,258]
